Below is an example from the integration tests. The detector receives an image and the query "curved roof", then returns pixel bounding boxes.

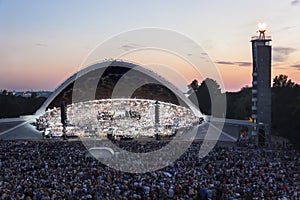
[36,60,203,118]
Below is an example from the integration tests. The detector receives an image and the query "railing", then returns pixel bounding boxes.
[251,36,272,41]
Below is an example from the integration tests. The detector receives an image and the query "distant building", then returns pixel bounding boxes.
[251,23,272,146]
[14,91,52,98]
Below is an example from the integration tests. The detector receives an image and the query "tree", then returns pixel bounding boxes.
[273,74,298,88]
[201,78,221,96]
[271,74,300,149]
[188,78,222,116]
[2,90,7,95]
[225,87,251,120]
[187,79,199,94]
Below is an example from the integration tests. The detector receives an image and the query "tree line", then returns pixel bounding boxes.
[0,75,299,148]
[187,74,300,149]
[0,91,46,118]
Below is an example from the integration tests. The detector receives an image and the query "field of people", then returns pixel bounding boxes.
[0,139,298,199]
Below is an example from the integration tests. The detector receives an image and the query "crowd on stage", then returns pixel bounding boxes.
[0,140,299,199]
[35,99,200,138]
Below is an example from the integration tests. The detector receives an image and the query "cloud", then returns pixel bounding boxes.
[235,62,252,67]
[273,47,297,62]
[120,43,143,51]
[35,43,48,47]
[216,61,234,65]
[215,61,252,67]
[291,64,300,70]
[273,26,296,34]
[281,26,296,30]
[291,0,299,5]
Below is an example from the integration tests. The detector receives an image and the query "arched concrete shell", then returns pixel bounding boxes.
[36,60,203,118]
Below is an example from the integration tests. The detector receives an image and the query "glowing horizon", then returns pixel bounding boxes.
[1,1,300,92]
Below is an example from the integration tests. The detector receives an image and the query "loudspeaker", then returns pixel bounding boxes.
[60,101,67,125]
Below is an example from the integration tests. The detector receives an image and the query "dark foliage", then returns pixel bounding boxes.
[272,85,300,149]
[0,93,46,118]
[188,75,300,149]
[188,78,223,116]
[225,87,252,120]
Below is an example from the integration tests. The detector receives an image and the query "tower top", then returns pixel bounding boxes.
[251,22,271,41]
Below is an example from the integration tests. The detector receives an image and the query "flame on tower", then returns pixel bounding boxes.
[258,22,267,40]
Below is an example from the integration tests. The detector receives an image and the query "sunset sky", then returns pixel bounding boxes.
[0,0,299,92]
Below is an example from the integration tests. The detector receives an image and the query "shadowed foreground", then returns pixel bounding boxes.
[0,140,298,199]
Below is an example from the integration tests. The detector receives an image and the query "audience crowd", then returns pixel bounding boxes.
[0,139,299,199]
